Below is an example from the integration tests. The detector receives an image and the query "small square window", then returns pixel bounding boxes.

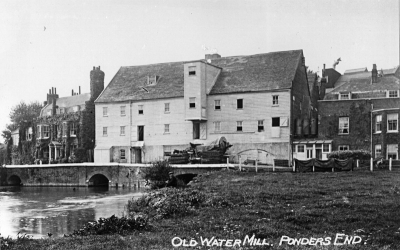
[297,145,305,153]
[338,145,349,151]
[237,121,243,132]
[387,113,398,132]
[237,99,243,109]
[43,125,50,138]
[120,106,126,116]
[120,149,126,160]
[164,103,170,113]
[189,97,196,108]
[339,117,349,134]
[323,144,330,153]
[164,124,170,133]
[340,93,350,100]
[387,144,398,160]
[189,66,196,76]
[70,123,77,137]
[272,95,279,105]
[272,117,280,127]
[103,127,108,137]
[388,90,398,98]
[214,100,221,110]
[258,120,264,132]
[103,107,108,117]
[376,115,382,132]
[138,105,143,115]
[375,144,382,158]
[120,126,125,136]
[164,145,172,156]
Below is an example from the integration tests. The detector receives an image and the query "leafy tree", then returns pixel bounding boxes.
[9,101,42,126]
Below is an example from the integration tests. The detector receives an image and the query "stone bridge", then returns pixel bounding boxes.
[0,163,234,188]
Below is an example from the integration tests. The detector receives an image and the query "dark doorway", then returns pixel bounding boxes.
[88,174,109,187]
[138,126,144,141]
[134,148,142,163]
[8,175,22,186]
[193,122,200,139]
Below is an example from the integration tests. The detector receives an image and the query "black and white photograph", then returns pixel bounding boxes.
[0,0,399,249]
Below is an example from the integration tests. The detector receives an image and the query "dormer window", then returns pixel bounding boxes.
[147,75,159,86]
[188,66,196,76]
[388,90,399,98]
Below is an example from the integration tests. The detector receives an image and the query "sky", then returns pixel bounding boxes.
[0,0,399,136]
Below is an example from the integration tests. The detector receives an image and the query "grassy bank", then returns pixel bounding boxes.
[4,168,400,249]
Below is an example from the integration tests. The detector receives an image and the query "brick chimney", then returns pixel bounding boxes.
[90,66,105,101]
[46,87,59,105]
[372,64,378,83]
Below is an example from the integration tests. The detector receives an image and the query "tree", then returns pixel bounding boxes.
[9,101,42,126]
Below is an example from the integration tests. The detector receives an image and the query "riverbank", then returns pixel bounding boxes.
[4,168,400,249]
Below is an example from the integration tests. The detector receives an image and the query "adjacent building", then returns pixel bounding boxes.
[94,50,313,164]
[317,64,400,159]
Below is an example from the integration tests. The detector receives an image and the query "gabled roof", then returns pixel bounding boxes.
[343,68,368,75]
[95,50,303,103]
[307,73,317,93]
[382,66,399,75]
[54,93,91,107]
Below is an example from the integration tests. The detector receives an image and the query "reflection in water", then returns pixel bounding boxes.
[0,186,143,238]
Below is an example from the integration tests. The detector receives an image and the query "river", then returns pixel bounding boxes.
[0,186,143,239]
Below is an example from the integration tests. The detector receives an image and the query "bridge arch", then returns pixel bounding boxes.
[88,173,110,187]
[175,173,197,185]
[7,175,22,186]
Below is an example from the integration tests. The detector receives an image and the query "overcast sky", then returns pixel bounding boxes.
[0,0,398,135]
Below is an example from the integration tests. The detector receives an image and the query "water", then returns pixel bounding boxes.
[0,186,143,239]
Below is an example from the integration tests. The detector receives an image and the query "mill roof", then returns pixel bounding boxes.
[95,49,303,103]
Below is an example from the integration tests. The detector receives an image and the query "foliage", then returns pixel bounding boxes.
[9,101,42,126]
[328,149,371,160]
[65,215,148,237]
[0,232,32,249]
[141,160,173,189]
[72,147,87,163]
[126,188,206,220]
[80,98,96,150]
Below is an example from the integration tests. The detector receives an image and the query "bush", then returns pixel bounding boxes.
[141,160,173,189]
[72,147,87,163]
[65,215,148,237]
[328,149,371,160]
[126,188,206,220]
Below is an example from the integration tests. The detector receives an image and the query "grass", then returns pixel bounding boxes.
[4,167,400,249]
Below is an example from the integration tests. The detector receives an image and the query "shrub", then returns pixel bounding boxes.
[65,214,148,237]
[327,149,371,160]
[126,188,206,220]
[141,160,173,189]
[73,147,87,163]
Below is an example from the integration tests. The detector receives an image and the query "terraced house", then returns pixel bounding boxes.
[318,64,400,159]
[94,50,312,164]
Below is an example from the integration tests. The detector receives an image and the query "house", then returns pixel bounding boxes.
[317,64,400,159]
[94,50,313,164]
[32,66,104,162]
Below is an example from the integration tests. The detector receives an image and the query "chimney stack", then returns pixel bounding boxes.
[79,86,81,95]
[372,64,378,83]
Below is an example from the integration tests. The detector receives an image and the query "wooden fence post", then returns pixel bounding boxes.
[255,158,258,173]
[370,158,373,172]
[226,157,229,170]
[273,160,275,172]
[239,155,242,172]
[293,160,296,172]
[357,159,359,168]
[389,158,392,171]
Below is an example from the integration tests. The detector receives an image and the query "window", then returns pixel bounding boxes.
[120,106,126,116]
[120,126,125,136]
[214,121,221,132]
[188,66,196,76]
[103,107,108,117]
[43,125,50,138]
[189,97,196,108]
[164,146,172,156]
[340,93,349,100]
[387,144,398,160]
[272,95,279,105]
[103,127,107,137]
[70,123,77,137]
[388,90,398,98]
[339,117,349,134]
[47,110,52,116]
[237,99,243,109]
[26,127,32,141]
[387,113,398,132]
[147,75,158,86]
[272,117,280,127]
[323,144,330,153]
[258,120,264,132]
[120,149,126,160]
[37,125,41,139]
[138,105,143,115]
[297,145,305,153]
[237,121,243,132]
[338,145,349,151]
[193,123,200,139]
[63,123,67,137]
[376,115,382,132]
[214,100,221,110]
[375,144,382,158]
[164,103,170,113]
[73,106,80,112]
[164,124,170,134]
